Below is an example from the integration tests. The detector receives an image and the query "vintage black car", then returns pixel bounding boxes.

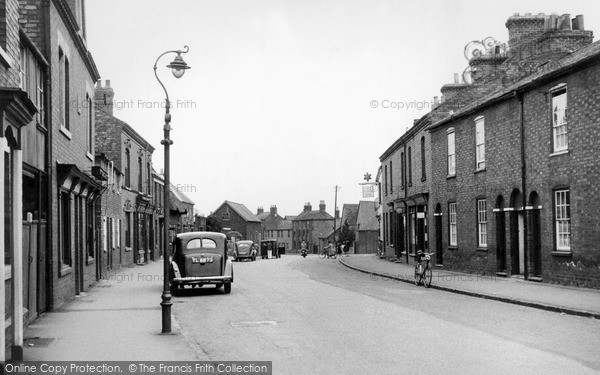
[234,240,257,261]
[169,232,233,294]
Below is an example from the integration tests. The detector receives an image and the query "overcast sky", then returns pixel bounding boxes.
[86,0,599,217]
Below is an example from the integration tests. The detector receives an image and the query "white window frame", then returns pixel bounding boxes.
[102,217,107,252]
[554,190,571,251]
[19,46,27,90]
[475,116,485,170]
[449,202,457,246]
[477,199,487,247]
[552,88,568,153]
[447,128,455,176]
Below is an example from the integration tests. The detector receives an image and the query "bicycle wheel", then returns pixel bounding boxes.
[319,252,326,259]
[414,264,421,286]
[423,265,433,288]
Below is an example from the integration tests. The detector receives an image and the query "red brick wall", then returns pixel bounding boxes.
[46,1,99,307]
[522,63,600,287]
[0,0,20,87]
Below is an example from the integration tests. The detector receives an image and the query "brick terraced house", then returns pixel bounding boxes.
[381,12,600,288]
[95,80,156,267]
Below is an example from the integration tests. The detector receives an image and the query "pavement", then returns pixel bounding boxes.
[14,254,600,362]
[20,260,200,361]
[339,254,600,319]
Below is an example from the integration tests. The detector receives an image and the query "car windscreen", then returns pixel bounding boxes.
[184,238,219,253]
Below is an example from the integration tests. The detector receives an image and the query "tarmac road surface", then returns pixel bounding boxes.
[172,255,600,375]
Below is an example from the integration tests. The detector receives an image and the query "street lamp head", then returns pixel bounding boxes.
[167,53,191,78]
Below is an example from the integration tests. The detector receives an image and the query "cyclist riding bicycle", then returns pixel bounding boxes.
[323,241,334,256]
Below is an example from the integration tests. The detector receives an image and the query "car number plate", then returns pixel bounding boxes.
[192,257,213,264]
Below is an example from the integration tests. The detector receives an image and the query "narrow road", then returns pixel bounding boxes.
[172,255,600,375]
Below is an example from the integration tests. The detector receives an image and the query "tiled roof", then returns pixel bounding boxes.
[215,201,261,223]
[356,201,378,231]
[340,204,359,227]
[170,182,194,205]
[293,209,334,221]
[256,212,270,220]
[429,40,600,131]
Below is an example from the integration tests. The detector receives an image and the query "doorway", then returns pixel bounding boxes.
[529,192,542,277]
[434,204,443,265]
[510,190,525,275]
[495,195,506,274]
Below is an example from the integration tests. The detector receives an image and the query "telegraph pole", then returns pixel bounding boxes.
[333,185,341,249]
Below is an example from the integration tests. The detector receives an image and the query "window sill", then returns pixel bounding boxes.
[59,126,72,140]
[551,251,572,257]
[550,150,569,157]
[4,265,11,281]
[421,177,426,182]
[86,257,95,265]
[60,265,73,277]
[125,247,132,252]
[86,152,94,162]
[474,168,486,174]
[447,246,458,251]
[447,175,456,180]
[476,247,488,252]
[0,46,13,68]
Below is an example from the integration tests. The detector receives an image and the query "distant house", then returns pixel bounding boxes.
[212,201,262,243]
[355,201,379,254]
[257,206,292,251]
[292,201,334,253]
[169,181,195,234]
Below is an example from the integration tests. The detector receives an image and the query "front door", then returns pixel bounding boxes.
[435,213,443,265]
[511,211,525,275]
[531,209,542,277]
[496,211,506,273]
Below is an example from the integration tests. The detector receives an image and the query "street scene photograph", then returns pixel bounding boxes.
[1,0,600,374]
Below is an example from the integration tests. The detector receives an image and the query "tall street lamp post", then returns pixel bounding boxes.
[154,46,190,333]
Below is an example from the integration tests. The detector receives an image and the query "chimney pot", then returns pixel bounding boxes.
[559,14,571,30]
[106,79,111,87]
[453,73,459,83]
[574,15,584,31]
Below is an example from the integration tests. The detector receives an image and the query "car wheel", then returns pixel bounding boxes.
[224,283,231,294]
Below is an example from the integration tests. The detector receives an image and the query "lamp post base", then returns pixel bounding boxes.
[161,292,173,333]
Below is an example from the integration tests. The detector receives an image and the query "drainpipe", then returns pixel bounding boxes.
[403,143,409,263]
[43,2,54,312]
[516,90,529,280]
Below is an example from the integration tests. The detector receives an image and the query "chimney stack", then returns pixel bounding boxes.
[94,80,115,116]
[270,205,277,215]
[257,207,264,215]
[304,202,312,212]
[319,200,326,212]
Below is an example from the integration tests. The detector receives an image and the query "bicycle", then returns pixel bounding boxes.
[319,249,337,259]
[414,250,434,288]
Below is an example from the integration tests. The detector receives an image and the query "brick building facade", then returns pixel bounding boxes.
[94,153,123,275]
[292,201,334,253]
[1,0,41,360]
[257,206,292,251]
[212,201,261,243]
[95,80,156,267]
[426,13,600,287]
[44,0,103,312]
